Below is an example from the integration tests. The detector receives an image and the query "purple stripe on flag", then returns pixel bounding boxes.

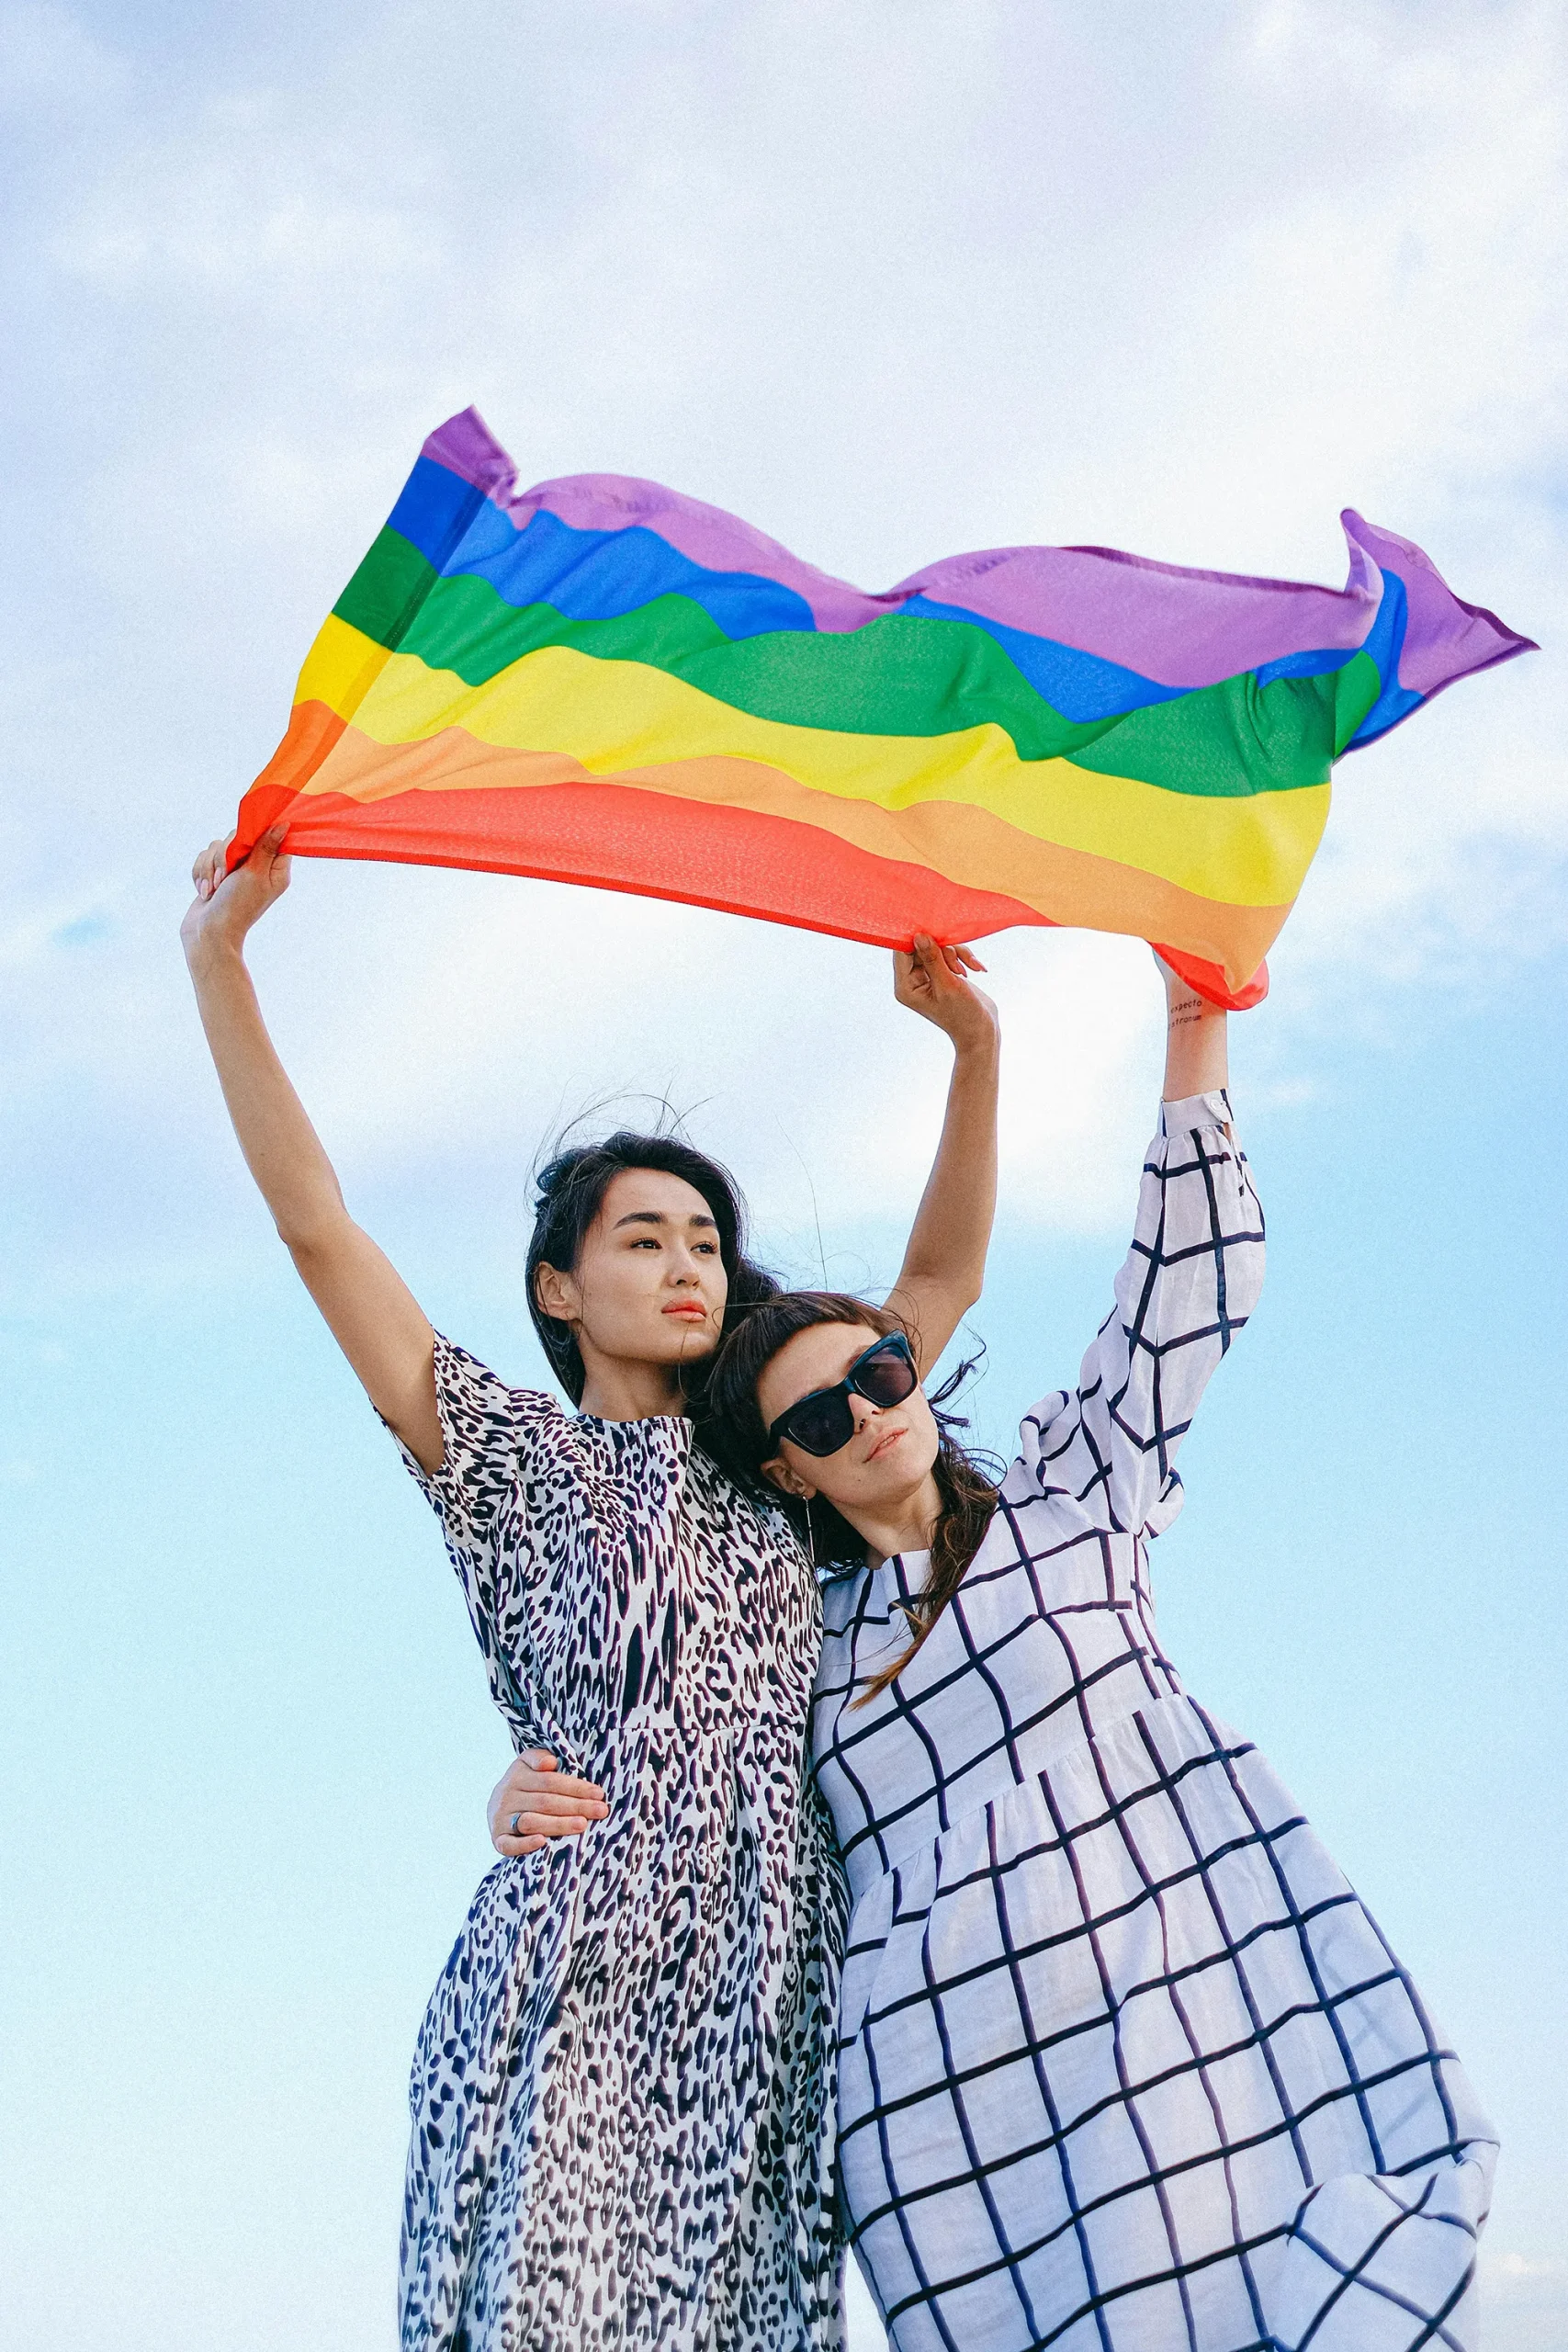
[419,407,1534,698]
[1340,510,1537,698]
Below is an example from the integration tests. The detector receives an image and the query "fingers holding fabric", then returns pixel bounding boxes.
[892,934,998,1052]
[182,825,293,967]
[191,834,233,899]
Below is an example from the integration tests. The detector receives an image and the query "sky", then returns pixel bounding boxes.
[1,2,1564,2346]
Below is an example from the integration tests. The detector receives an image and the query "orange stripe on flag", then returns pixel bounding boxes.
[232,764,1267,1005]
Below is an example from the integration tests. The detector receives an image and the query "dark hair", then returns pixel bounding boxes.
[699,1291,999,1701]
[526,1128,781,1406]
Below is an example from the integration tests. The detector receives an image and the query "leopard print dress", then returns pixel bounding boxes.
[390,1335,847,2352]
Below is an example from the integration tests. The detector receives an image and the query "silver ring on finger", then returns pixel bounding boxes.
[509,1812,524,1837]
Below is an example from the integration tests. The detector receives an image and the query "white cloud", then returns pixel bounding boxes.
[3,0,1562,1302]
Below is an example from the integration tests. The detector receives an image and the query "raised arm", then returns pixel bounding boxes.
[1157,953,1229,1107]
[1017,955,1261,1538]
[181,828,442,1470]
[882,936,1000,1374]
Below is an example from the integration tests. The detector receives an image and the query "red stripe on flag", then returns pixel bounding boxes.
[229,774,1265,1006]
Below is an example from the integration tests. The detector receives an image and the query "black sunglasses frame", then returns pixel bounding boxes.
[766,1330,919,1460]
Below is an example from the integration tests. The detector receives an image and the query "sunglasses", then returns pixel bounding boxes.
[766,1330,919,1459]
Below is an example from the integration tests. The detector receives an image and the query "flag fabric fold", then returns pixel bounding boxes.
[230,407,1533,1007]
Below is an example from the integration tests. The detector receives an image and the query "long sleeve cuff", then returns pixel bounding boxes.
[1159,1088,1234,1136]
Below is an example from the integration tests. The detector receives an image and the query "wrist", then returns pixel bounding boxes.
[184,927,248,986]
[950,1023,1000,1070]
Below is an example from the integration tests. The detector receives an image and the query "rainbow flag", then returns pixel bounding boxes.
[230,407,1532,1007]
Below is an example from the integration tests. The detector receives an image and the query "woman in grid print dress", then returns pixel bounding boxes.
[182,823,1003,2350]
[701,962,1497,2352]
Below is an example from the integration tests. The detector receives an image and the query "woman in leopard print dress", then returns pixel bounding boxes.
[183,824,1000,2350]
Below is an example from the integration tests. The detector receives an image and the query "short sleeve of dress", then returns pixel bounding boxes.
[393,1332,547,1544]
[389,1335,565,1718]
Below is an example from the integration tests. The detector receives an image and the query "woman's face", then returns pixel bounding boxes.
[535,1169,729,1381]
[756,1320,942,1526]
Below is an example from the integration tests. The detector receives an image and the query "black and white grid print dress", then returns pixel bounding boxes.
[392,1340,847,2352]
[810,1091,1495,2352]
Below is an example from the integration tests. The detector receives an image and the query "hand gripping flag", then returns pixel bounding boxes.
[230,408,1533,1007]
